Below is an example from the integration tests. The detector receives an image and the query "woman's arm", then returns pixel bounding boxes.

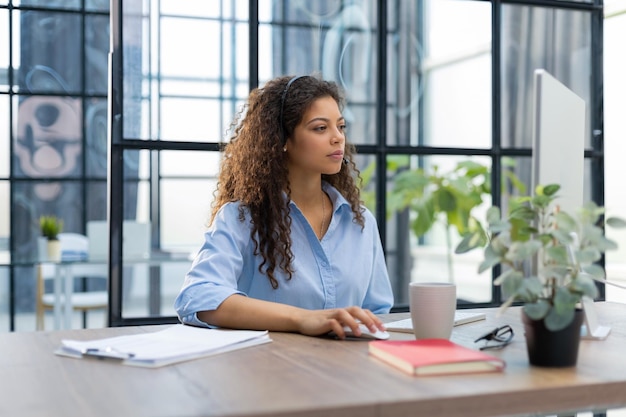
[197,294,386,339]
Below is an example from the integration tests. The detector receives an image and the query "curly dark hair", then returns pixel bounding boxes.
[211,74,365,288]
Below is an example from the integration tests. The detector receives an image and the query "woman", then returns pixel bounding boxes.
[175,74,394,338]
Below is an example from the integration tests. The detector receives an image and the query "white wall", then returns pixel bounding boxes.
[603,4,626,297]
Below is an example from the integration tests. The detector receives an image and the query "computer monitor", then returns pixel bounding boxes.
[529,71,606,337]
[531,69,586,213]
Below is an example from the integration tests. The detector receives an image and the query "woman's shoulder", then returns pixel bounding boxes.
[212,201,252,227]
[359,204,377,221]
[358,205,379,231]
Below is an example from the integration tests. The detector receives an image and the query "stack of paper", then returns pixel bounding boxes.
[55,325,271,368]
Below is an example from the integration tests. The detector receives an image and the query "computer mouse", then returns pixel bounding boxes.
[340,324,390,340]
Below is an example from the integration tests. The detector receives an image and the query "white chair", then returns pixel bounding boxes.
[86,220,151,260]
[36,233,108,330]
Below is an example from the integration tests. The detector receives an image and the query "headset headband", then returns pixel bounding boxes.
[280,75,307,145]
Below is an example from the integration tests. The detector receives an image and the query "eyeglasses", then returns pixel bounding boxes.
[474,325,514,350]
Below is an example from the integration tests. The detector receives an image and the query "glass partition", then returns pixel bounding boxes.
[258,1,379,146]
[501,4,593,149]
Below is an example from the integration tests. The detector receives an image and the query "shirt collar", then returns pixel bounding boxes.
[321,181,350,212]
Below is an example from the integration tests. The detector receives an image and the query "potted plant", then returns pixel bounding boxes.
[471,184,626,366]
[40,215,63,261]
[388,160,493,283]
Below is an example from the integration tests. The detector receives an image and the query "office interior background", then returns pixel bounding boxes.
[1,0,626,332]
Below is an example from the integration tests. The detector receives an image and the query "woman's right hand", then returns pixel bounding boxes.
[295,306,386,339]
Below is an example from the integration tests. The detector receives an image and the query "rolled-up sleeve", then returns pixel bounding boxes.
[174,203,251,327]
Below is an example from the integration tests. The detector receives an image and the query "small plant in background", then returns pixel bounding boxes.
[358,158,378,214]
[389,160,492,282]
[359,157,524,283]
[40,215,63,241]
[359,156,407,215]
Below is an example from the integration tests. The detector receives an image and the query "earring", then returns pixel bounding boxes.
[283,148,287,152]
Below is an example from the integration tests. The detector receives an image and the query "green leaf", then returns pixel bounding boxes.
[544,307,575,331]
[545,245,569,264]
[509,206,536,221]
[551,229,573,245]
[575,247,601,264]
[582,264,606,280]
[387,155,410,171]
[509,217,533,241]
[540,265,569,280]
[502,169,527,195]
[500,271,525,296]
[493,268,523,286]
[516,277,543,301]
[436,187,456,212]
[510,195,532,207]
[523,300,551,321]
[410,198,436,237]
[581,201,604,222]
[505,240,542,262]
[556,286,581,306]
[393,169,429,192]
[359,161,376,188]
[542,184,561,197]
[595,236,619,252]
[571,272,599,299]
[536,233,553,246]
[385,192,404,216]
[531,194,553,209]
[455,233,474,254]
[447,208,466,235]
[457,160,489,177]
[554,212,577,233]
[489,235,510,257]
[607,216,626,229]
[455,230,487,254]
[478,249,502,274]
[486,206,501,224]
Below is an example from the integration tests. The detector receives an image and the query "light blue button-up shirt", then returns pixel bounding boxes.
[174,183,394,328]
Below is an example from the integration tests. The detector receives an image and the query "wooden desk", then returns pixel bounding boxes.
[2,302,626,417]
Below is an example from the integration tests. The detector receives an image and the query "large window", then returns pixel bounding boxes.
[0,0,604,330]
[109,0,603,326]
[1,1,110,331]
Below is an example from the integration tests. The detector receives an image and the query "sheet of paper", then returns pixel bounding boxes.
[56,325,271,367]
[385,311,486,333]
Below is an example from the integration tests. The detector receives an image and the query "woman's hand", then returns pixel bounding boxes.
[198,296,385,338]
[294,306,386,339]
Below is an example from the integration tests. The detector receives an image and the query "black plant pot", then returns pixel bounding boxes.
[521,309,584,367]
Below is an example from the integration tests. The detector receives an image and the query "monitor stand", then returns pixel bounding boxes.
[580,296,611,340]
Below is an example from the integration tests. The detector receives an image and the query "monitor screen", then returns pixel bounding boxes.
[531,69,586,213]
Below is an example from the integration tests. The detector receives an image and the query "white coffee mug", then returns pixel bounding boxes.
[409,282,456,339]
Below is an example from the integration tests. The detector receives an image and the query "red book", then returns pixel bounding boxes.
[369,339,505,376]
